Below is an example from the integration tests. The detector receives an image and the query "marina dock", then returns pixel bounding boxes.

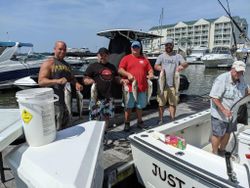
[0,94,210,188]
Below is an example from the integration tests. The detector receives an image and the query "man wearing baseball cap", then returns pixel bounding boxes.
[154,38,188,124]
[118,40,154,131]
[209,60,250,155]
[83,47,126,131]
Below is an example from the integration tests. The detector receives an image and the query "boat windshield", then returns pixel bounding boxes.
[0,46,18,62]
[211,47,231,54]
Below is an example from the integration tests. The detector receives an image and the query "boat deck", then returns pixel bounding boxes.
[0,94,210,188]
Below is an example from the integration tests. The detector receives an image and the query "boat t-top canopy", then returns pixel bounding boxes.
[0,42,33,48]
[97,29,163,41]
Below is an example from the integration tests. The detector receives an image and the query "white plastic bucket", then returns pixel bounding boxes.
[16,88,59,147]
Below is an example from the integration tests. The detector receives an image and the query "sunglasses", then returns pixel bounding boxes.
[165,43,173,47]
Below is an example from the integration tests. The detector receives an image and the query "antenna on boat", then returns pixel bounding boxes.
[158,8,164,50]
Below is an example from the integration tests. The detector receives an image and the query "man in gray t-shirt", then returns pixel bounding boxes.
[154,38,188,124]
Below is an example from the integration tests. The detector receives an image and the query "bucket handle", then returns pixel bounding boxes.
[17,94,59,104]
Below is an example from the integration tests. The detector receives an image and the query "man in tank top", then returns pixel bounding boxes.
[38,41,83,130]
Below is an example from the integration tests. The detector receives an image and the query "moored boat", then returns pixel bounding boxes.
[0,42,48,87]
[186,46,209,64]
[130,95,250,188]
[14,29,190,105]
[202,46,235,68]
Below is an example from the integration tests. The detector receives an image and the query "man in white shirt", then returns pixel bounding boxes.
[209,60,249,155]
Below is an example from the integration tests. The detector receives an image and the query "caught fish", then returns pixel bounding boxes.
[122,84,130,107]
[76,90,83,119]
[91,83,97,104]
[147,79,153,104]
[64,82,72,118]
[158,69,166,95]
[174,71,180,103]
[132,80,138,102]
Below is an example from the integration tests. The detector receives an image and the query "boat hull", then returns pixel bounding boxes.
[203,58,234,68]
[130,110,249,188]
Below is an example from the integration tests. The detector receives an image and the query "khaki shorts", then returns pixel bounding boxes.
[157,87,178,106]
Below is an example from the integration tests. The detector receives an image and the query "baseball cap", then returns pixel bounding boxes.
[164,38,174,45]
[232,60,246,72]
[131,41,141,48]
[98,47,109,54]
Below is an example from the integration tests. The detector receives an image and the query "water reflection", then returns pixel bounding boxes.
[0,64,250,107]
[0,89,18,107]
[182,64,250,96]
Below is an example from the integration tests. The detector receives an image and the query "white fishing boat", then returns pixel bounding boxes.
[0,42,48,87]
[202,46,235,68]
[236,44,250,64]
[130,96,250,188]
[186,46,209,64]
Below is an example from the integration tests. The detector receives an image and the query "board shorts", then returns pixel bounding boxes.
[89,98,114,120]
[126,92,147,109]
[157,87,177,106]
[211,116,237,137]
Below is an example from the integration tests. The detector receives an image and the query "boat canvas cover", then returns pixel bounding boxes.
[97,29,162,40]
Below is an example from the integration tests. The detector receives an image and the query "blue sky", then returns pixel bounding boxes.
[0,0,249,52]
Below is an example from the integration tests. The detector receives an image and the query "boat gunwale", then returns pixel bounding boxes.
[130,135,246,188]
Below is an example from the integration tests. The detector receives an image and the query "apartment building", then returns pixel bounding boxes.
[143,16,248,52]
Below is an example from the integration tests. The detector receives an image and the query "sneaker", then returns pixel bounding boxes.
[157,119,163,126]
[137,121,144,129]
[124,122,130,132]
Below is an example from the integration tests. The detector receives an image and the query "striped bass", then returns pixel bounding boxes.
[174,71,180,103]
[132,80,138,102]
[122,84,130,107]
[64,82,72,118]
[76,90,83,118]
[147,79,153,104]
[91,83,97,104]
[158,69,166,95]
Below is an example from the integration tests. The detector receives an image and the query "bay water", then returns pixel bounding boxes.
[0,64,250,108]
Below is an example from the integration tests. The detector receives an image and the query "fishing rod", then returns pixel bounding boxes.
[217,0,250,43]
[225,0,237,49]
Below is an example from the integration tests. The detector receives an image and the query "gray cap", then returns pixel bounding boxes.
[164,38,174,45]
